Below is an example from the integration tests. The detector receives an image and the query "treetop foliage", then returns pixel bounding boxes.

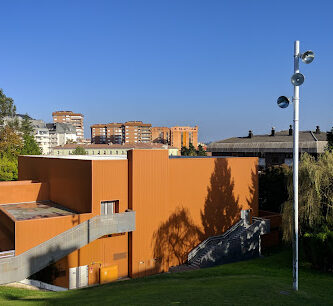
[181,143,207,156]
[72,146,87,155]
[0,89,41,181]
[0,88,16,124]
[282,152,333,241]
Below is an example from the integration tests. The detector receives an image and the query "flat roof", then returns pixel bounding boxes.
[21,155,128,160]
[0,201,77,221]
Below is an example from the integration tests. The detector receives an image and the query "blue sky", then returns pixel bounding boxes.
[1,0,332,142]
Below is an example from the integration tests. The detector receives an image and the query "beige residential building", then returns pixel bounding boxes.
[52,111,84,142]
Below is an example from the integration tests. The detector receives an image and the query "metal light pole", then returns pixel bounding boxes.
[277,40,314,291]
[293,40,300,292]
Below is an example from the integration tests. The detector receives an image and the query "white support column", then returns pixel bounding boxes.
[293,40,300,291]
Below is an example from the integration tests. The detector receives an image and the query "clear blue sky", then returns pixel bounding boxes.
[1,0,332,142]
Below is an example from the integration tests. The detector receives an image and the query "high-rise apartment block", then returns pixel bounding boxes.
[152,126,198,149]
[170,126,198,149]
[151,127,170,144]
[91,121,151,144]
[52,111,84,142]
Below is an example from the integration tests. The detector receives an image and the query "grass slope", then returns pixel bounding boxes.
[0,249,332,305]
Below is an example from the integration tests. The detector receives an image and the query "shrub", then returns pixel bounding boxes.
[302,229,333,271]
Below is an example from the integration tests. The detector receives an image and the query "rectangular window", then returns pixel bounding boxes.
[100,201,119,215]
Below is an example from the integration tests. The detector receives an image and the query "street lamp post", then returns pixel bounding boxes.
[277,40,314,291]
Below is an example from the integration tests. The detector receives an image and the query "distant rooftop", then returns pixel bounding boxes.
[208,126,328,154]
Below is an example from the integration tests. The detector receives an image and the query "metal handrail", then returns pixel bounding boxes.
[188,219,244,262]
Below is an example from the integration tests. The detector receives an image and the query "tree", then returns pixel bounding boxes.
[0,89,41,180]
[197,144,207,156]
[20,114,34,136]
[0,156,18,181]
[181,143,206,156]
[20,134,42,155]
[0,126,22,181]
[72,146,87,155]
[259,165,290,213]
[282,152,333,241]
[0,89,16,125]
[0,125,23,158]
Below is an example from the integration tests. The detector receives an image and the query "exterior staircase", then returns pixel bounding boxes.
[169,214,269,273]
[0,211,135,285]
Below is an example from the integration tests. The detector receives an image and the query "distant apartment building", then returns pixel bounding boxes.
[46,123,77,149]
[170,126,198,150]
[31,120,50,154]
[31,121,78,155]
[91,121,152,144]
[152,127,170,144]
[51,143,179,156]
[52,111,84,142]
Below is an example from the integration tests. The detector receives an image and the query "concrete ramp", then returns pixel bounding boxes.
[0,211,135,284]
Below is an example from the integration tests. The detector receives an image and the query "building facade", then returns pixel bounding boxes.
[0,151,258,288]
[91,121,151,144]
[52,111,84,142]
[31,120,50,155]
[50,143,179,156]
[46,123,77,149]
[170,126,198,150]
[151,127,170,144]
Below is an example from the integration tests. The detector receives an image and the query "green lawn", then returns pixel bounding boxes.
[0,249,332,305]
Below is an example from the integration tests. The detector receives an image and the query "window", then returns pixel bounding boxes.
[100,201,119,215]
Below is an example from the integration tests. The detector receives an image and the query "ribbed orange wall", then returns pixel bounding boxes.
[18,157,92,213]
[10,152,258,286]
[91,160,128,215]
[52,159,130,287]
[128,150,258,276]
[15,213,92,255]
[0,181,48,204]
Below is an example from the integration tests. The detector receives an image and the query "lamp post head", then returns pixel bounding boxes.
[301,50,315,64]
[277,96,290,108]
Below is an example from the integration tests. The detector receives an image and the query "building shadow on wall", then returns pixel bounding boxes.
[153,158,247,270]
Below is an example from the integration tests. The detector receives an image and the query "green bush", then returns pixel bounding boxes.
[302,229,333,271]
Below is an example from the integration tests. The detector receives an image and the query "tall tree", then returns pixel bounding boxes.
[20,134,42,155]
[0,89,16,125]
[282,152,333,241]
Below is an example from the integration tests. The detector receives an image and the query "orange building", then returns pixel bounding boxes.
[53,111,84,142]
[152,127,170,144]
[170,126,198,149]
[91,121,151,144]
[0,151,259,289]
[91,123,123,144]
